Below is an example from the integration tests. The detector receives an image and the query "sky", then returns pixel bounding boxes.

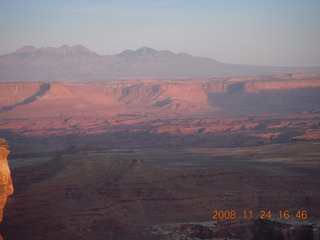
[0,0,319,67]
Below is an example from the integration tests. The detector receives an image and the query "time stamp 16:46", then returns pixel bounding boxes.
[212,210,308,220]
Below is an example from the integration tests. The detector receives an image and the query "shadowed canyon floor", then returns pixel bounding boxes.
[1,110,320,157]
[1,143,320,239]
[0,74,320,239]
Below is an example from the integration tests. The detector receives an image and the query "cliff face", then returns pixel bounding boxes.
[243,79,320,93]
[0,74,320,118]
[0,74,319,153]
[0,144,13,222]
[0,82,42,109]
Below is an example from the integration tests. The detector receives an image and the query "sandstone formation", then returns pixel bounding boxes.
[0,73,320,119]
[0,76,319,154]
[0,139,13,222]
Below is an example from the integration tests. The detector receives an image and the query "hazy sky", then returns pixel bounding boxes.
[0,0,319,67]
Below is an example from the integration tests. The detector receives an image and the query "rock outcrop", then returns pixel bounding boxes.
[0,74,320,118]
[0,139,13,222]
[252,219,320,240]
[154,219,320,240]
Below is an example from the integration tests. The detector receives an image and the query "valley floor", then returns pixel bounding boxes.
[1,142,320,240]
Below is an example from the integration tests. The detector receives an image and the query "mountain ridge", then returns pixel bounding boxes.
[0,45,320,82]
[13,44,98,55]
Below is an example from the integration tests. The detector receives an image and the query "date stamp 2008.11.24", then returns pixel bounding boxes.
[211,210,308,220]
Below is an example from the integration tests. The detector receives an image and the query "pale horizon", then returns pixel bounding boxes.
[1,0,320,67]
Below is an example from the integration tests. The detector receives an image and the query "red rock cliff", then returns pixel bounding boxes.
[0,139,13,222]
[0,74,319,118]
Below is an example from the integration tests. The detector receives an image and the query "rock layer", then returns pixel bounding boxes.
[2,156,319,239]
[0,74,320,118]
[0,142,13,222]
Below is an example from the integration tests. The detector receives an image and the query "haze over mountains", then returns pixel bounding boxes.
[0,45,319,82]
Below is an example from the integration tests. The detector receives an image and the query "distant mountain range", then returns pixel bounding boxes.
[0,45,319,82]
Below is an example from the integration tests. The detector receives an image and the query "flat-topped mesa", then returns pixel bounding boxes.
[243,79,320,93]
[0,74,320,118]
[0,138,13,222]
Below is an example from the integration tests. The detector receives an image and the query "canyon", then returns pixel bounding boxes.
[0,72,319,239]
[0,73,320,154]
[2,150,320,240]
[1,73,320,118]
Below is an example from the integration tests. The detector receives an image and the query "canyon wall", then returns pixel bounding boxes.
[0,73,319,154]
[243,79,320,93]
[0,139,13,222]
[0,74,320,118]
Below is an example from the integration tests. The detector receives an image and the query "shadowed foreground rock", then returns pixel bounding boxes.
[154,219,320,240]
[0,139,13,222]
[2,154,320,239]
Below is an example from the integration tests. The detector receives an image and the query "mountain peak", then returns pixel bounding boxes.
[136,46,157,53]
[72,45,96,54]
[117,47,157,58]
[116,47,176,60]
[14,46,37,54]
[2,45,320,82]
[40,45,97,55]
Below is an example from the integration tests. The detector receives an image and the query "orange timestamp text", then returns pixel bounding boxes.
[211,210,308,220]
